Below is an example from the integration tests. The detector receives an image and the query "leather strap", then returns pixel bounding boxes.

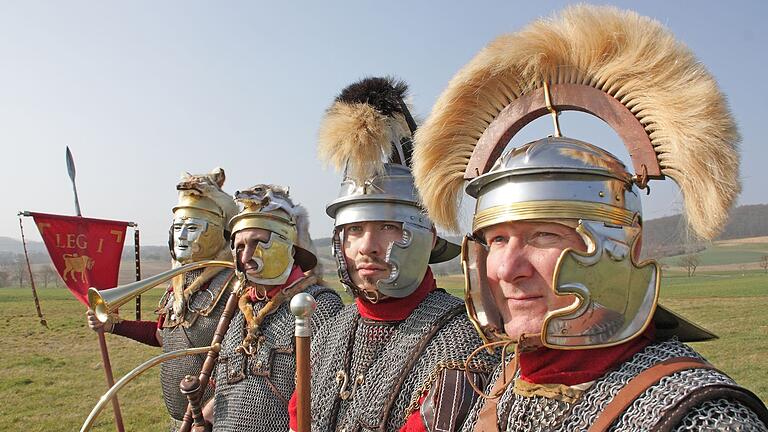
[422,368,485,432]
[377,303,466,431]
[653,383,768,431]
[472,361,516,432]
[588,356,714,432]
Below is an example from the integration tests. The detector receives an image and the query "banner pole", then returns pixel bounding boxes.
[17,215,48,328]
[66,147,126,432]
[134,228,141,320]
[97,329,126,432]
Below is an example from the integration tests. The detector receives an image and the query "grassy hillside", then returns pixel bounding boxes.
[661,238,768,269]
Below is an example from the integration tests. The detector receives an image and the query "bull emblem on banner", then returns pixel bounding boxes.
[62,253,95,283]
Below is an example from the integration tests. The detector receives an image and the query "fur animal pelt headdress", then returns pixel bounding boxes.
[175,167,239,227]
[413,5,739,240]
[318,77,417,181]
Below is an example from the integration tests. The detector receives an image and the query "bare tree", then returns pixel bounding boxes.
[14,257,27,288]
[0,268,9,287]
[40,265,60,288]
[761,255,768,274]
[676,254,700,277]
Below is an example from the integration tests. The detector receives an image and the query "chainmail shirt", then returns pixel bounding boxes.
[159,268,235,424]
[310,289,499,432]
[212,284,343,432]
[460,338,768,431]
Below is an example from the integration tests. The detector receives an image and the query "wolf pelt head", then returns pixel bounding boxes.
[176,167,238,225]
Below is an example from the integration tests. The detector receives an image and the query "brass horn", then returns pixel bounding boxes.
[88,260,235,323]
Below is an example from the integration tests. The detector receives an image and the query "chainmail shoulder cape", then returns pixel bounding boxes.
[460,338,768,432]
[159,268,236,424]
[213,284,343,432]
[309,289,499,432]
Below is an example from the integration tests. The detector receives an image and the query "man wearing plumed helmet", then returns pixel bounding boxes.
[413,5,768,431]
[287,77,499,432]
[86,168,240,430]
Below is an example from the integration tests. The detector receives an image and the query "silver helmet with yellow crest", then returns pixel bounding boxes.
[319,77,459,301]
[413,5,738,349]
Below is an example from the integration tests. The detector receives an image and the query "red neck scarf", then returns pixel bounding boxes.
[356,267,437,321]
[519,325,655,386]
[246,265,305,301]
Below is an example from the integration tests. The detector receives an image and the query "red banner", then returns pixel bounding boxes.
[30,212,129,306]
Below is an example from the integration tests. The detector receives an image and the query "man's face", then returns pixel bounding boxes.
[232,228,272,280]
[172,217,208,263]
[342,221,404,294]
[483,220,586,340]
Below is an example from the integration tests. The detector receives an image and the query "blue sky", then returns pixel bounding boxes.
[2,1,765,245]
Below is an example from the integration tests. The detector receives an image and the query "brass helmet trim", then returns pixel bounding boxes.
[473,201,636,233]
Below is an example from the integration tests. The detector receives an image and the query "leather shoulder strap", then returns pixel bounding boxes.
[588,356,714,432]
[378,303,465,431]
[653,383,768,431]
[472,361,516,432]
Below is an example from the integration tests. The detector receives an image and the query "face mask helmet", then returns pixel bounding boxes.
[170,168,239,265]
[318,77,460,302]
[413,5,739,349]
[229,185,318,286]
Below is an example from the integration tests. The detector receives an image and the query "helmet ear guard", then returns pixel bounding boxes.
[462,234,505,345]
[168,223,176,261]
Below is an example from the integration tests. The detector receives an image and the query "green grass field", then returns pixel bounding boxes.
[660,240,768,267]
[1,268,766,431]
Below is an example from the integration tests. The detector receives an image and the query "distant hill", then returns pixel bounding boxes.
[643,204,768,258]
[0,236,46,254]
[0,236,170,267]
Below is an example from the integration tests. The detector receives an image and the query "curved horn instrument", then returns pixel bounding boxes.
[79,344,216,432]
[88,260,234,323]
[81,282,241,432]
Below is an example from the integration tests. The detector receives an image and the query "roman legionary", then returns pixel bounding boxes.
[87,168,239,430]
[412,5,768,431]
[207,184,343,431]
[288,77,499,432]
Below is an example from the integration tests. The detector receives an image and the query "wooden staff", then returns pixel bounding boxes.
[133,228,141,320]
[17,215,48,327]
[290,293,317,432]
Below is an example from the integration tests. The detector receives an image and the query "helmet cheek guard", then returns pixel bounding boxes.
[544,220,660,349]
[237,234,296,286]
[376,222,433,298]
